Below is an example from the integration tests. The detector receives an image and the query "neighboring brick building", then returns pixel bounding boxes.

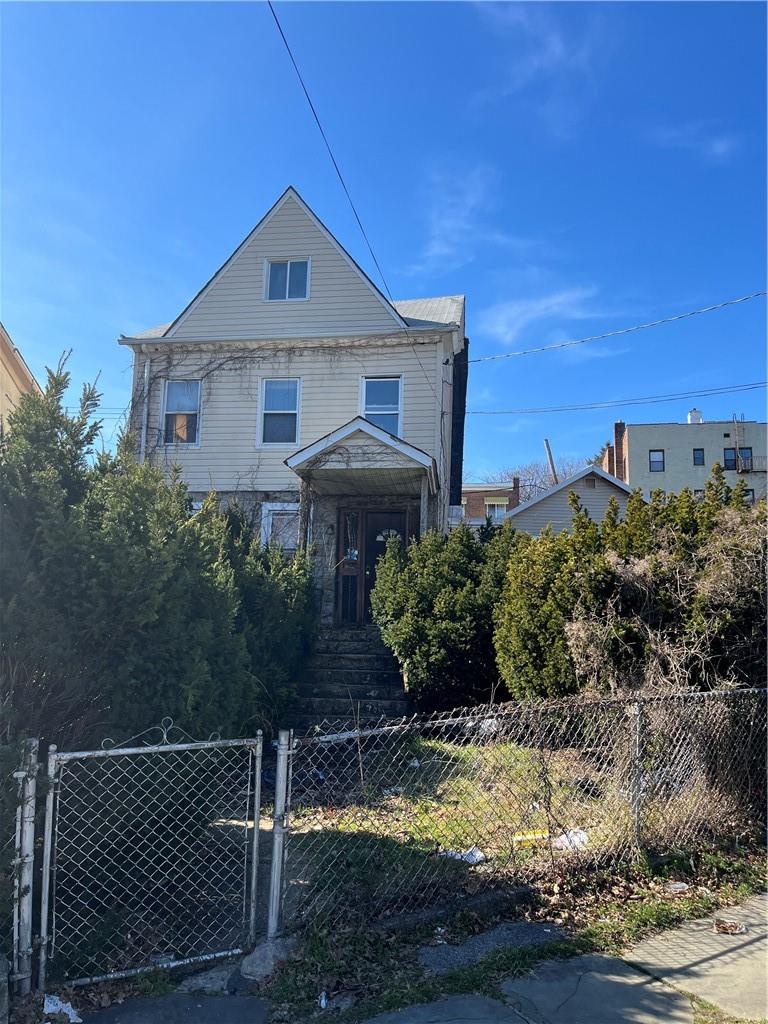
[461,480,520,527]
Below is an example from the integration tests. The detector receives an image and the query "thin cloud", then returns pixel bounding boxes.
[408,164,533,275]
[648,121,740,163]
[477,287,599,347]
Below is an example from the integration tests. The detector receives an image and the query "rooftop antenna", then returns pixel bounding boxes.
[544,439,559,485]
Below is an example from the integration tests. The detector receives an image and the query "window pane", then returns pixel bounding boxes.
[342,511,359,564]
[166,380,199,413]
[268,261,288,300]
[287,260,308,299]
[366,412,399,434]
[365,378,399,410]
[164,413,198,444]
[649,450,664,471]
[264,379,298,411]
[693,448,705,466]
[270,511,299,549]
[723,448,737,470]
[263,412,297,443]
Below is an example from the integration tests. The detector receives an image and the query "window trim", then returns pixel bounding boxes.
[692,448,705,467]
[260,502,301,551]
[359,375,403,437]
[263,257,311,302]
[257,377,302,448]
[484,499,508,522]
[648,449,665,473]
[162,378,202,448]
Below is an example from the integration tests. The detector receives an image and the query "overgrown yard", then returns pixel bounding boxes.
[266,850,767,1023]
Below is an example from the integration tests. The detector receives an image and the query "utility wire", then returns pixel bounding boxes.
[266,0,439,407]
[469,291,767,363]
[468,380,767,416]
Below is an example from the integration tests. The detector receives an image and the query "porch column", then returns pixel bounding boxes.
[419,474,429,536]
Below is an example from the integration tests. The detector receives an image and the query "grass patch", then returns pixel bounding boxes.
[265,850,766,1023]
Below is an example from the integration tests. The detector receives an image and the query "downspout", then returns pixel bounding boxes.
[139,345,151,464]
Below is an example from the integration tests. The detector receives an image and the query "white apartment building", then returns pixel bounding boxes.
[601,410,767,502]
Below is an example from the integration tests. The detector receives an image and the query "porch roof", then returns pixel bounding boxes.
[285,417,438,496]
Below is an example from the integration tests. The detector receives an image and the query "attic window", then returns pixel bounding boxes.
[266,259,309,301]
[585,476,596,489]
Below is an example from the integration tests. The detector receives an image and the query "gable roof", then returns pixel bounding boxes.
[506,465,634,521]
[150,187,407,340]
[285,416,437,491]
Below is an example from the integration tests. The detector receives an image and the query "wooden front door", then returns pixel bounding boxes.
[337,509,407,624]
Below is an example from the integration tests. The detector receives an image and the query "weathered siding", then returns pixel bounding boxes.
[169,194,403,340]
[138,335,444,493]
[510,475,630,536]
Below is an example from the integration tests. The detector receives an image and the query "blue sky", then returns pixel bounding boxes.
[2,1,765,477]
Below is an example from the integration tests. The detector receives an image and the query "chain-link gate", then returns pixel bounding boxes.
[38,722,263,987]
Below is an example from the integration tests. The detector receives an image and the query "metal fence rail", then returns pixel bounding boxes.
[281,689,767,930]
[38,723,263,988]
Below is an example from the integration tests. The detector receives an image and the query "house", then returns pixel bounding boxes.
[601,410,767,503]
[120,187,468,629]
[505,465,633,537]
[0,323,41,433]
[461,480,520,527]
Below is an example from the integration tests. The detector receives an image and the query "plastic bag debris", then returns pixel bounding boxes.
[664,881,690,895]
[318,990,328,1008]
[44,995,83,1023]
[551,828,589,851]
[714,918,747,935]
[439,845,487,865]
[408,758,421,769]
[383,786,403,797]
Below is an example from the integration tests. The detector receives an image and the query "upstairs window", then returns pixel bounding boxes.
[164,380,200,445]
[723,447,737,470]
[362,377,401,435]
[266,258,309,301]
[693,448,705,466]
[649,449,665,473]
[484,500,507,523]
[739,447,753,471]
[260,378,300,445]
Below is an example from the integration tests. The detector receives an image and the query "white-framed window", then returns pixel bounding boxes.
[484,499,507,523]
[265,258,310,301]
[259,378,300,446]
[163,380,201,445]
[261,503,300,552]
[362,376,401,435]
[649,449,665,473]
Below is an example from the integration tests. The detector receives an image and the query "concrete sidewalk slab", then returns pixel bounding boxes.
[500,954,694,1023]
[361,994,524,1022]
[625,892,767,1021]
[418,921,564,975]
[82,993,269,1023]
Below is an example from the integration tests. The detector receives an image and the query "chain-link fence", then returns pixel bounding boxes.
[282,689,767,930]
[38,726,263,987]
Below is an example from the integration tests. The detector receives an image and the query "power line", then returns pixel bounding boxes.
[467,381,767,416]
[469,291,767,363]
[266,0,439,407]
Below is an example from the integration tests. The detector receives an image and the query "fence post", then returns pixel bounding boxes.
[628,703,645,856]
[247,733,263,946]
[16,739,38,996]
[267,730,292,940]
[37,745,58,994]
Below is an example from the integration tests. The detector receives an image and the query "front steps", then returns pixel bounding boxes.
[294,625,411,731]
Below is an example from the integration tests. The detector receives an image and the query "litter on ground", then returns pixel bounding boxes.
[44,995,82,1023]
[439,845,487,865]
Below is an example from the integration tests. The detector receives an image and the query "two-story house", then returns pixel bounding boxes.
[121,187,468,630]
[601,410,767,502]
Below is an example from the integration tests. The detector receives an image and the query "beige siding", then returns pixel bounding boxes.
[511,476,630,537]
[169,194,403,340]
[139,336,444,492]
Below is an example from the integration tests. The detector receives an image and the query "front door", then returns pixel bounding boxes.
[337,509,407,624]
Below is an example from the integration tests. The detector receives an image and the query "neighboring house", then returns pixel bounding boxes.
[601,410,767,503]
[120,187,468,627]
[0,323,41,433]
[506,466,633,537]
[461,480,520,527]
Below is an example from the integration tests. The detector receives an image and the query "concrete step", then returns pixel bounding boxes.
[299,696,412,719]
[312,652,398,671]
[312,667,404,689]
[317,626,382,643]
[310,681,406,701]
[313,638,395,655]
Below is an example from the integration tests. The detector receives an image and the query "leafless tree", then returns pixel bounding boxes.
[482,456,592,502]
